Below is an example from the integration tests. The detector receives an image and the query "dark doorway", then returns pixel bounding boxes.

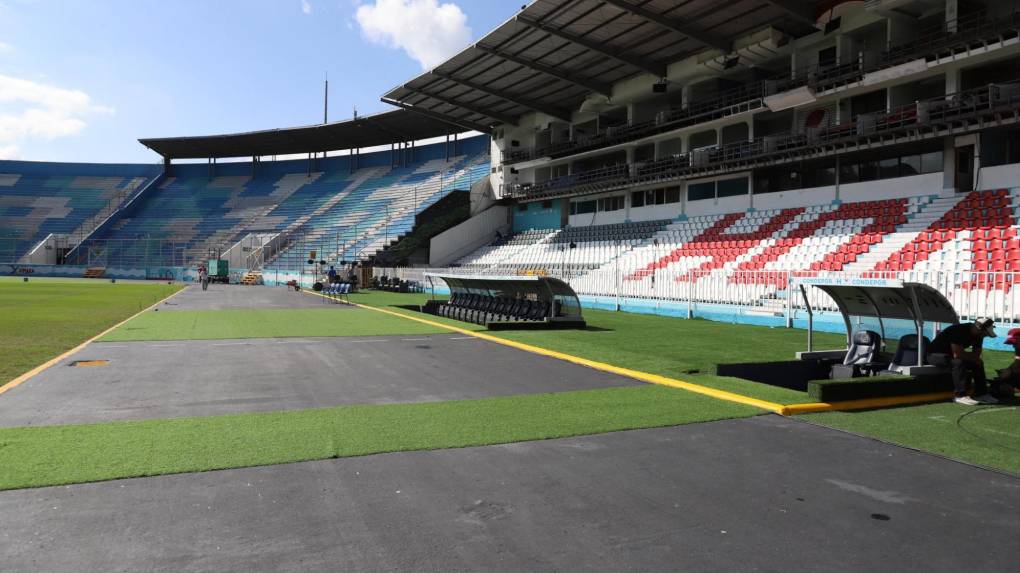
[955,145,974,192]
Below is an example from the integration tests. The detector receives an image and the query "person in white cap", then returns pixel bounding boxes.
[929,317,999,405]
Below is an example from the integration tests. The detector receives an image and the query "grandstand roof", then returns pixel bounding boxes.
[383,0,821,128]
[138,109,478,160]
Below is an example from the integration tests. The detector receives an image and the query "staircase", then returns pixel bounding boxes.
[83,267,106,279]
[241,270,263,285]
[841,195,965,272]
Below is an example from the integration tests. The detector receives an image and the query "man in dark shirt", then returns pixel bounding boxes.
[930,317,998,405]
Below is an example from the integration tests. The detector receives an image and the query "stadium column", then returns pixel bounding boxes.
[834,155,841,203]
[163,156,172,177]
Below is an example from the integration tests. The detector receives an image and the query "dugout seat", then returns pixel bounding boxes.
[885,334,931,374]
[831,330,886,378]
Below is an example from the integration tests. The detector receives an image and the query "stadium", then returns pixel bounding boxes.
[2,0,1020,570]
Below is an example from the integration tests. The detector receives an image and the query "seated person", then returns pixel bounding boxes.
[993,328,1020,400]
[929,318,999,405]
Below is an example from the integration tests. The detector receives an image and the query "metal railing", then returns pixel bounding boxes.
[377,264,1020,324]
[501,10,1020,166]
[504,78,1020,199]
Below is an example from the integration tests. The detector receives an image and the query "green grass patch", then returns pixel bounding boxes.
[0,385,760,490]
[351,290,1019,405]
[801,403,1020,475]
[100,307,448,341]
[0,278,181,384]
[350,290,832,403]
[807,375,953,402]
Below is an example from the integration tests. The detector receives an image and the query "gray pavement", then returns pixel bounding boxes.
[0,334,639,426]
[161,284,341,311]
[1,415,1017,573]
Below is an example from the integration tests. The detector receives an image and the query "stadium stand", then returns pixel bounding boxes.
[263,153,489,270]
[0,161,159,263]
[72,137,488,268]
[443,188,1020,320]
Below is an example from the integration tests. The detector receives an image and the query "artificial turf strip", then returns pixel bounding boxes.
[0,278,182,384]
[99,307,448,341]
[349,291,1020,403]
[348,291,831,404]
[801,403,1020,476]
[0,385,761,491]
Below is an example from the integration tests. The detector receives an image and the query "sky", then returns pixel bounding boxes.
[0,0,516,163]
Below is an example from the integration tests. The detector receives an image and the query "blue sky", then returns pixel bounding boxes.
[0,0,513,163]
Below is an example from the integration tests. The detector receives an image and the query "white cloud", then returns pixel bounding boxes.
[0,144,18,159]
[302,0,312,14]
[0,74,113,153]
[355,0,471,70]
[0,41,11,53]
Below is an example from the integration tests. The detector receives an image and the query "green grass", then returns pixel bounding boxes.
[801,403,1020,475]
[100,307,448,341]
[352,290,1020,404]
[350,290,837,404]
[0,278,181,384]
[352,291,1020,475]
[0,385,760,490]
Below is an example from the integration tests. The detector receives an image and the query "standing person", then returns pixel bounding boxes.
[327,265,338,285]
[199,264,209,291]
[929,318,999,405]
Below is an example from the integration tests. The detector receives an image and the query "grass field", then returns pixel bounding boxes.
[802,403,1020,475]
[346,290,1020,474]
[344,290,1020,403]
[0,385,758,490]
[2,282,1017,488]
[0,278,181,384]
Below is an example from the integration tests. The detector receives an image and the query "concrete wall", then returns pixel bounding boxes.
[978,163,1020,191]
[513,199,563,231]
[429,205,510,266]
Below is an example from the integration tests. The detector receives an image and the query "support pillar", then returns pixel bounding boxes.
[946,68,962,96]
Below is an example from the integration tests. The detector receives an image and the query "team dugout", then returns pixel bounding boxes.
[424,273,585,329]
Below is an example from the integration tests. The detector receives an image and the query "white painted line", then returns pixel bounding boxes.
[212,342,251,347]
[401,338,429,341]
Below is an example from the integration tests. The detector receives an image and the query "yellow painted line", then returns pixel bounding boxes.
[0,285,184,397]
[305,290,959,415]
[782,391,955,415]
[70,360,110,367]
[302,289,787,414]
